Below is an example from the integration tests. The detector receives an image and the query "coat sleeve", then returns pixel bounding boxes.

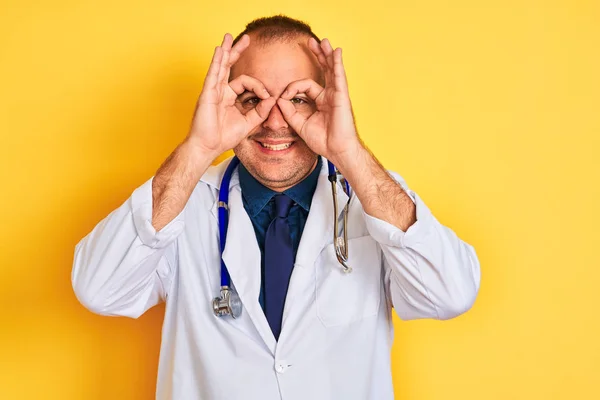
[363,171,481,321]
[71,177,186,318]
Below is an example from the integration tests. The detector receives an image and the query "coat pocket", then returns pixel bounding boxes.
[315,235,383,327]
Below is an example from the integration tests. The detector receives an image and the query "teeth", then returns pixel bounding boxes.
[260,142,292,151]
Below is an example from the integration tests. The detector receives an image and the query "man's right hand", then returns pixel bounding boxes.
[186,33,276,157]
[151,33,274,231]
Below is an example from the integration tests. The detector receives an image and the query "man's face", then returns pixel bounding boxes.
[230,34,323,191]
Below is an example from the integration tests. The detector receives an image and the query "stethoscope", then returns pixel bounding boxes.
[212,156,353,318]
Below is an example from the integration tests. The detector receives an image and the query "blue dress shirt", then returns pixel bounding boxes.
[238,157,322,310]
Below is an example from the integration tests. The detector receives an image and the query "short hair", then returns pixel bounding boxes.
[232,15,321,46]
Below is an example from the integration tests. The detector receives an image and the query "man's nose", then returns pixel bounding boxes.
[262,104,289,131]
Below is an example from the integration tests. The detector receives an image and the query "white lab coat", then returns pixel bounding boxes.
[72,157,480,400]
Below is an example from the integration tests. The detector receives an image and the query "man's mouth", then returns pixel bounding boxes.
[255,140,295,152]
[258,142,293,151]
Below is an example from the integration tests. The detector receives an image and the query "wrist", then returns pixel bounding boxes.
[328,139,367,173]
[183,137,222,163]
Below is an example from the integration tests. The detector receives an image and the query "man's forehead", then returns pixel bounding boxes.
[230,35,322,90]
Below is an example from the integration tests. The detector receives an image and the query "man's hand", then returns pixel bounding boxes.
[152,33,276,231]
[278,37,416,231]
[188,33,276,157]
[276,38,362,167]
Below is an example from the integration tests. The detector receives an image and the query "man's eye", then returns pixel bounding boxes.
[290,97,307,105]
[243,97,260,106]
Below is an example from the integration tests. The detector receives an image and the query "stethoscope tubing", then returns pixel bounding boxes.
[217,156,240,288]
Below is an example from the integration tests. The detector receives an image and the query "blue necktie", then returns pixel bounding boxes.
[264,194,295,340]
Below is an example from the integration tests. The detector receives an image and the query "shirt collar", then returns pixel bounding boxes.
[238,163,276,218]
[238,157,322,218]
[284,156,322,212]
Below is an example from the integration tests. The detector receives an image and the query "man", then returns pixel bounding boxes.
[72,15,480,400]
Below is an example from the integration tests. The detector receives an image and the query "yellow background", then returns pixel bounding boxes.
[1,0,599,399]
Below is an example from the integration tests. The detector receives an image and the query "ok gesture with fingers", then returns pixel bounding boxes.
[188,33,276,157]
[276,37,361,167]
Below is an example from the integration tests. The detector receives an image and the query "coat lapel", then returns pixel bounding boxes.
[220,184,277,354]
[205,158,276,355]
[293,161,349,271]
[279,162,349,341]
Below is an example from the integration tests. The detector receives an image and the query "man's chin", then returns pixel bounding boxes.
[234,145,319,189]
[253,169,296,185]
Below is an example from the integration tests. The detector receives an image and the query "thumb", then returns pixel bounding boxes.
[244,97,276,128]
[277,98,307,136]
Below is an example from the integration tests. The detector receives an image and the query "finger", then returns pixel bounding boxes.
[221,32,233,51]
[308,37,329,72]
[225,34,250,83]
[217,34,233,84]
[202,46,223,91]
[228,34,250,68]
[311,38,336,88]
[320,38,335,69]
[277,98,308,135]
[228,74,271,99]
[245,97,276,128]
[281,79,324,101]
[333,48,349,95]
[308,38,331,87]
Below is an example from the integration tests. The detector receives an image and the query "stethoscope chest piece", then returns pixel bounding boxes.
[212,287,242,318]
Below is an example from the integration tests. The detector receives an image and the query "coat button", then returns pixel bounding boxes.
[275,363,286,373]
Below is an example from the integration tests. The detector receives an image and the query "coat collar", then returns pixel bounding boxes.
[199,154,239,189]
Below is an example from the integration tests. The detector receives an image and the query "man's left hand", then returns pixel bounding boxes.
[277,37,362,167]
